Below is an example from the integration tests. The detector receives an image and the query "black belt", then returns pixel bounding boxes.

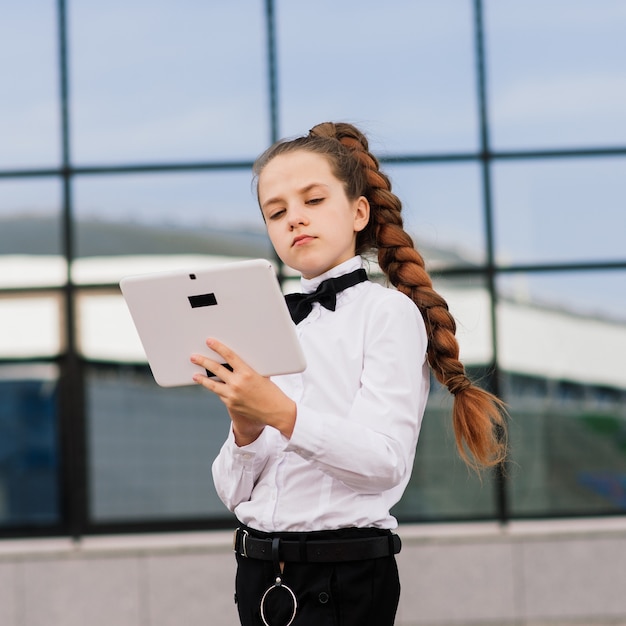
[233,527,401,563]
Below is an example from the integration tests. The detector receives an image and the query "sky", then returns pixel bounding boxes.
[1,0,625,320]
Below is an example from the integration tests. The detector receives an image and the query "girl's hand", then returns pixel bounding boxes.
[191,338,296,446]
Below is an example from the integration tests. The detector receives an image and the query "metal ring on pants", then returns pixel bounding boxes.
[259,576,298,626]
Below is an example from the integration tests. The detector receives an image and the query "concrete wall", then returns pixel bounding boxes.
[1,518,626,626]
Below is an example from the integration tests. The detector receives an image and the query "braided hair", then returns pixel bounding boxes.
[253,122,507,470]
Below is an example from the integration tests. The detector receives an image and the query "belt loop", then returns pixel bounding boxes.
[271,537,281,576]
[390,533,402,555]
[298,535,307,563]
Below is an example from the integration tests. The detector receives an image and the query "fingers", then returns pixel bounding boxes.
[204,338,238,367]
[190,355,228,385]
[190,338,244,384]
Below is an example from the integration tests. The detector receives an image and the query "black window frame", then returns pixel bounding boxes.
[1,0,625,539]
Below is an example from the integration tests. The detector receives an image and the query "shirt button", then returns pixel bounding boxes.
[318,592,330,604]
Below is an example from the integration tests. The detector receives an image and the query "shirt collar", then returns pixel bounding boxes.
[300,256,363,294]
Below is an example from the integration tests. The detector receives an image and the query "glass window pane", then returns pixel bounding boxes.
[396,378,498,521]
[436,275,494,366]
[70,0,268,164]
[0,4,59,168]
[486,0,626,149]
[0,256,66,291]
[72,171,274,276]
[0,364,61,528]
[0,294,63,359]
[493,158,626,266]
[0,179,63,248]
[498,270,626,328]
[86,365,233,522]
[387,163,486,268]
[498,271,626,516]
[1,179,64,288]
[77,292,143,362]
[277,0,479,153]
[394,276,497,521]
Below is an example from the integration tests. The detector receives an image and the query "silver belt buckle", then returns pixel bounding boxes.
[241,529,250,558]
[233,528,250,557]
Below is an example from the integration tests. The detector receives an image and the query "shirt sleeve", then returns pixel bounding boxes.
[284,293,429,494]
[211,425,273,512]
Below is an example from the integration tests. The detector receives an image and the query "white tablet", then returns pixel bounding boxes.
[119,258,306,387]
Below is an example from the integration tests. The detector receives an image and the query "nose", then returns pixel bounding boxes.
[287,206,308,229]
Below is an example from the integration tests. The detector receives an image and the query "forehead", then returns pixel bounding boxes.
[258,150,337,197]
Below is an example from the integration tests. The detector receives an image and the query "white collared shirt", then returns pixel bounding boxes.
[211,256,430,531]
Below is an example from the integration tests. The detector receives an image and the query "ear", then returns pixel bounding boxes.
[353,196,370,233]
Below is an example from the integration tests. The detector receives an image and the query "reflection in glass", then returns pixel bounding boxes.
[86,365,233,522]
[498,270,626,327]
[0,4,59,168]
[278,0,478,153]
[434,275,493,366]
[486,0,626,149]
[73,171,273,260]
[395,276,496,521]
[0,179,61,249]
[0,364,60,527]
[396,376,498,522]
[0,295,63,358]
[0,257,66,290]
[77,292,144,362]
[70,0,268,163]
[498,272,626,516]
[386,163,486,269]
[493,158,626,266]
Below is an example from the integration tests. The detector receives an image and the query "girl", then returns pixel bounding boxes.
[191,122,506,626]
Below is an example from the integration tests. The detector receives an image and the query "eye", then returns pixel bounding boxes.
[306,197,324,205]
[268,208,286,220]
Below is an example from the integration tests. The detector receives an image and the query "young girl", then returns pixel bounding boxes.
[191,122,506,626]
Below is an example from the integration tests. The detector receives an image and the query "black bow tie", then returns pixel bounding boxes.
[285,268,368,324]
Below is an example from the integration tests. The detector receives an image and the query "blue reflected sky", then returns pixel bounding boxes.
[69,0,269,163]
[1,0,625,318]
[487,1,626,148]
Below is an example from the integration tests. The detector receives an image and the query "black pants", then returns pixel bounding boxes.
[234,528,401,626]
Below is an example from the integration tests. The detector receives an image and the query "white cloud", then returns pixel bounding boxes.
[494,73,626,123]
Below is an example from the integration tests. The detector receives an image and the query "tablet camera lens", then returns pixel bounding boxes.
[189,273,196,280]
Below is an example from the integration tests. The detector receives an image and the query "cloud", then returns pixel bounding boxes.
[494,73,626,124]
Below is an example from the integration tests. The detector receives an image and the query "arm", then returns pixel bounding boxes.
[198,295,428,498]
[191,338,297,443]
[284,296,429,493]
[211,426,273,512]
[192,339,297,510]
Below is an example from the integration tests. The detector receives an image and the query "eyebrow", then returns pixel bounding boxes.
[261,183,329,212]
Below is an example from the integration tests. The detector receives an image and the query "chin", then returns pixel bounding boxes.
[283,251,338,279]
[282,256,321,278]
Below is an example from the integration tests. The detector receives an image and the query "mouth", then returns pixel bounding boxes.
[292,234,315,247]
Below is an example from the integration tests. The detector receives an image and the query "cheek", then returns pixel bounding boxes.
[266,224,286,250]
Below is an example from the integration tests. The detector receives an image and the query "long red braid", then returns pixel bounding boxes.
[254,122,507,469]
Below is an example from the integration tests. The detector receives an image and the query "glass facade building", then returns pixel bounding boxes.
[1,0,625,538]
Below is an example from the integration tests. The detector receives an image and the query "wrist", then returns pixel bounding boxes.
[270,399,297,440]
[232,423,264,447]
